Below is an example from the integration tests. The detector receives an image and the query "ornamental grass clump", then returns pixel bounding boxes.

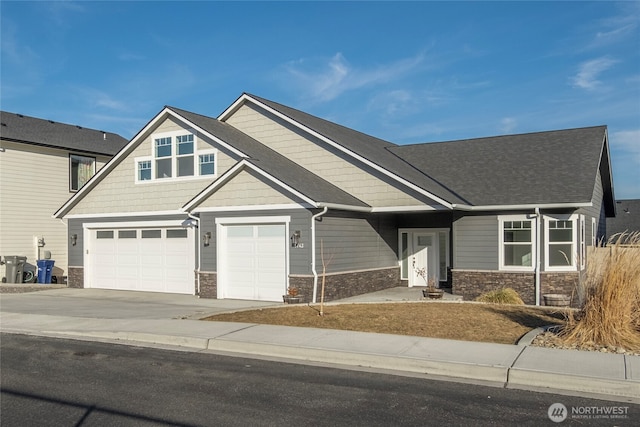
[475,288,524,305]
[561,232,640,351]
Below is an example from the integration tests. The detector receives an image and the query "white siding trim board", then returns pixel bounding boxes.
[195,203,312,213]
[182,160,318,212]
[65,210,185,219]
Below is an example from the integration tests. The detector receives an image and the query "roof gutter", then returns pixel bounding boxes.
[316,202,371,213]
[451,202,592,211]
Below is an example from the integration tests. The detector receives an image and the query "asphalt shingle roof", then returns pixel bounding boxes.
[1,111,128,155]
[607,199,640,237]
[245,94,468,205]
[168,107,369,208]
[389,126,608,207]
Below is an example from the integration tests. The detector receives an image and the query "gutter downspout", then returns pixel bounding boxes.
[534,208,541,306]
[311,206,328,303]
[187,212,201,297]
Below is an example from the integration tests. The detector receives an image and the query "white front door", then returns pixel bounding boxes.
[409,233,439,287]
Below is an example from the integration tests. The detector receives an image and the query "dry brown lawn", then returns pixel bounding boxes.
[203,302,567,345]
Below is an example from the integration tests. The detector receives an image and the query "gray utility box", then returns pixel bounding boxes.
[4,256,27,283]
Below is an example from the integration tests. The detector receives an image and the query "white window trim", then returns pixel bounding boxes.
[591,217,597,246]
[498,215,537,272]
[544,214,579,272]
[134,130,217,184]
[580,215,586,270]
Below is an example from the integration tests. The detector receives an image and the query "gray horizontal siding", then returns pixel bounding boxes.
[453,215,499,270]
[316,212,397,273]
[199,209,311,274]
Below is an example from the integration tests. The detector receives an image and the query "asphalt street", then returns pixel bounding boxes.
[2,334,637,427]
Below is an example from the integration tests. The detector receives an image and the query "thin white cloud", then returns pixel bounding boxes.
[284,51,426,103]
[500,117,517,134]
[612,129,640,167]
[68,86,129,112]
[572,57,618,90]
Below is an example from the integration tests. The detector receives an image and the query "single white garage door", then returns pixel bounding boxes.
[87,227,195,294]
[222,223,286,301]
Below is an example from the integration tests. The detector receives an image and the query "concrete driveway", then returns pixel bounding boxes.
[0,288,279,320]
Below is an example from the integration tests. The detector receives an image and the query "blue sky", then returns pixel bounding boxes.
[2,1,639,198]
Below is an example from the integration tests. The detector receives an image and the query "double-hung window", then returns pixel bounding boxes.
[70,154,96,191]
[499,216,536,270]
[176,134,194,177]
[135,131,216,183]
[545,215,578,270]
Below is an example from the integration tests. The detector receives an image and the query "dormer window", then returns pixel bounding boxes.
[135,131,215,183]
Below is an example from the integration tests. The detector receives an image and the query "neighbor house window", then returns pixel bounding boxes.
[135,131,216,183]
[499,216,536,271]
[70,155,96,191]
[545,215,578,270]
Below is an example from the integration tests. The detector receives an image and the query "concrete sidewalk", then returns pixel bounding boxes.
[1,288,638,403]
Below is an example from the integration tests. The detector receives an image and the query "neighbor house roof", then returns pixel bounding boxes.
[606,199,640,237]
[0,111,128,156]
[389,126,614,212]
[168,107,370,209]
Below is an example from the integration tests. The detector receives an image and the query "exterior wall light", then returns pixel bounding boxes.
[291,230,301,247]
[70,234,78,246]
[203,231,211,247]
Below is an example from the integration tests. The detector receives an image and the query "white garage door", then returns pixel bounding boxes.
[222,223,286,301]
[87,227,195,294]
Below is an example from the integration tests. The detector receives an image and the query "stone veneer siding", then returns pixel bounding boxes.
[67,267,84,289]
[452,269,581,307]
[198,271,217,298]
[289,267,401,303]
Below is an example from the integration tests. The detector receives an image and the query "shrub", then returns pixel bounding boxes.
[561,232,640,351]
[475,288,524,305]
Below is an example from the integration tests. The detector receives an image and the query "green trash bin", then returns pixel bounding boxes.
[4,256,27,283]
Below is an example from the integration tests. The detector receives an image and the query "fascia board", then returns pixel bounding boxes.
[181,160,318,212]
[65,210,185,219]
[452,202,593,211]
[220,94,454,209]
[217,93,250,121]
[54,107,191,219]
[166,109,247,158]
[371,205,445,213]
[181,161,246,211]
[54,107,250,219]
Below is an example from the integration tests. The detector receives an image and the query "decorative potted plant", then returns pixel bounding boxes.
[415,267,444,299]
[283,286,302,304]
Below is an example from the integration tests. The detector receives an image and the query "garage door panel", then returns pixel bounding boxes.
[88,226,194,294]
[223,223,286,302]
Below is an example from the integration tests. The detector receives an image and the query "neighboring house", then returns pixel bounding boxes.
[606,199,640,241]
[0,111,128,282]
[53,93,615,305]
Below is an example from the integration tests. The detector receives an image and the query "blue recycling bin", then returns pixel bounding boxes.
[37,260,55,284]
